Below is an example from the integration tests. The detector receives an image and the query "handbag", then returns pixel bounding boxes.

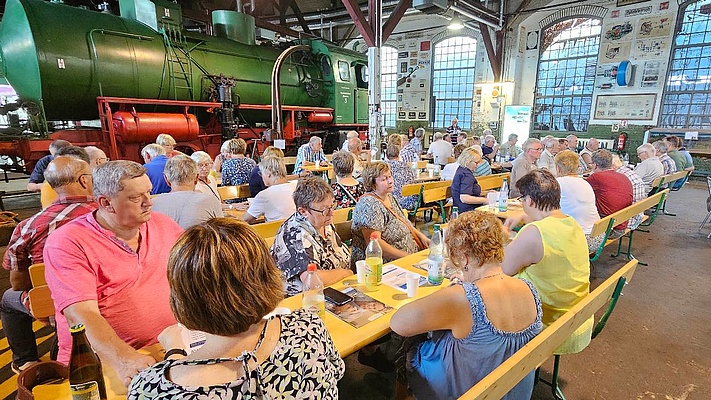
[363,193,426,251]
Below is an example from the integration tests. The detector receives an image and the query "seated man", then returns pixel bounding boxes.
[44,160,183,386]
[634,143,664,194]
[427,132,453,167]
[84,146,110,168]
[586,149,633,233]
[1,156,96,373]
[348,137,368,179]
[27,140,71,192]
[141,143,171,195]
[294,136,328,175]
[151,155,223,229]
[481,132,499,162]
[40,146,91,209]
[510,138,542,198]
[579,138,599,171]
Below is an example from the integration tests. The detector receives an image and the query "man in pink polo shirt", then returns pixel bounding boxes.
[44,160,183,386]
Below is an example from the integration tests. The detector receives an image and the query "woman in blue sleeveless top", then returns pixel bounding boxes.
[391,211,542,400]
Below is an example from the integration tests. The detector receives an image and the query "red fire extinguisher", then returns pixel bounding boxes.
[616,133,627,151]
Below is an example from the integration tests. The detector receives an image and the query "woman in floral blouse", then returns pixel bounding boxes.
[272,177,353,296]
[331,150,364,209]
[221,138,256,186]
[128,218,344,399]
[385,143,417,210]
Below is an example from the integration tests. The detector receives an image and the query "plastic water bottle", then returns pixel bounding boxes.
[365,232,383,291]
[450,206,459,222]
[302,263,325,318]
[623,152,630,166]
[428,224,445,286]
[498,178,509,212]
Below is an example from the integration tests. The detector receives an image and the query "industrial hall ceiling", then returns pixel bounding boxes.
[0,0,564,46]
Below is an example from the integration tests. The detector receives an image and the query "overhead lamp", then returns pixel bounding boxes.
[448,15,464,30]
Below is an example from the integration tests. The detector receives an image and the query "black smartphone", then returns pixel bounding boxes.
[324,287,353,306]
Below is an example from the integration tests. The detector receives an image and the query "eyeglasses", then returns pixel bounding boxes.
[308,202,337,216]
[96,157,110,164]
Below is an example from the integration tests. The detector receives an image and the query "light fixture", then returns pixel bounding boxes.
[448,15,464,30]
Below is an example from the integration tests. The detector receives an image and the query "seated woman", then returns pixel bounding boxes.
[249,146,284,197]
[242,156,296,223]
[452,148,489,213]
[501,169,593,354]
[128,218,344,399]
[391,212,542,400]
[271,177,353,296]
[221,138,256,186]
[468,144,492,176]
[212,140,231,175]
[190,151,220,201]
[330,151,364,209]
[351,161,429,267]
[554,150,603,253]
[385,144,418,210]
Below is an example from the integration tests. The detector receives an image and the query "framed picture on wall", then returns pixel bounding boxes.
[617,0,649,7]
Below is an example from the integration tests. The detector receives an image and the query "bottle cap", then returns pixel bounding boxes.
[70,324,85,333]
[307,263,317,272]
[433,224,440,231]
[452,206,458,212]
[369,232,380,241]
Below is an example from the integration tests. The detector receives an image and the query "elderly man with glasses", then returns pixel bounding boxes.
[271,177,353,297]
[634,143,664,195]
[1,156,97,374]
[510,138,543,198]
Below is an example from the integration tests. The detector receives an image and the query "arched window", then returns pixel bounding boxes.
[432,36,477,129]
[533,18,602,133]
[380,46,398,128]
[660,0,711,128]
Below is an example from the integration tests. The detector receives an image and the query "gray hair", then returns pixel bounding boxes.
[259,156,287,178]
[44,156,90,189]
[637,143,656,157]
[507,133,518,141]
[482,129,492,136]
[522,138,542,151]
[49,140,71,154]
[414,128,425,138]
[468,144,483,156]
[346,131,358,140]
[190,151,213,165]
[84,146,106,163]
[652,140,669,154]
[93,160,147,198]
[55,146,90,164]
[309,136,322,145]
[156,133,176,146]
[433,132,444,140]
[332,151,355,178]
[141,143,165,159]
[542,136,557,149]
[164,155,198,185]
[591,149,613,170]
[293,176,333,210]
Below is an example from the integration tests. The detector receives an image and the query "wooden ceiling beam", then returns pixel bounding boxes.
[382,0,410,42]
[341,0,375,47]
[479,22,502,81]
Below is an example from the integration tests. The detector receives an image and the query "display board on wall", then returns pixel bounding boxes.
[395,38,432,122]
[594,94,657,120]
[503,105,532,142]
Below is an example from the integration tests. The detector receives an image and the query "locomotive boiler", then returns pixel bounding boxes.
[0,0,369,168]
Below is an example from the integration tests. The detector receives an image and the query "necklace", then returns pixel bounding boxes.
[472,272,504,282]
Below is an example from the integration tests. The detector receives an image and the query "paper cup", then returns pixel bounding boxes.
[355,260,366,284]
[406,273,420,298]
[428,168,434,178]
[487,192,498,210]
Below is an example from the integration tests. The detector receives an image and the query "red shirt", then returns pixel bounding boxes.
[2,196,97,272]
[586,170,633,229]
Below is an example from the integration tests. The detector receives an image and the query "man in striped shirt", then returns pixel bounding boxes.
[294,136,328,174]
[1,156,96,373]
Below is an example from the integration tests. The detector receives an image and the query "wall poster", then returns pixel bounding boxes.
[396,38,432,121]
[594,94,657,120]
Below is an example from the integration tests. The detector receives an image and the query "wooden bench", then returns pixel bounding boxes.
[28,263,55,320]
[401,180,452,222]
[250,219,286,239]
[457,259,638,400]
[588,189,668,265]
[649,170,691,216]
[217,184,250,201]
[333,207,353,224]
[477,172,511,192]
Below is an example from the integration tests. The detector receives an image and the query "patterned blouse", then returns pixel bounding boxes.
[331,181,364,209]
[386,160,418,210]
[128,310,345,399]
[271,213,351,297]
[351,193,418,268]
[222,157,257,186]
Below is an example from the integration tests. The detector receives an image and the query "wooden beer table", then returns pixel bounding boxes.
[31,251,444,399]
[475,200,525,220]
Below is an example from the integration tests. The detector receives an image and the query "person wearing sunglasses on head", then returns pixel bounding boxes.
[271,177,353,297]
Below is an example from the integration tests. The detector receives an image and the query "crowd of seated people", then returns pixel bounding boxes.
[8,128,693,399]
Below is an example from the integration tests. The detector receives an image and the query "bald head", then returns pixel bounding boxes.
[44,156,93,196]
[85,146,108,167]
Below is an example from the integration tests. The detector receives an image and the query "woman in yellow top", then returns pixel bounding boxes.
[501,169,592,354]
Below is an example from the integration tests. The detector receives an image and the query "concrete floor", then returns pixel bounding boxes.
[1,180,709,399]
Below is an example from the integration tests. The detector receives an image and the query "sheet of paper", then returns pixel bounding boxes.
[382,263,427,292]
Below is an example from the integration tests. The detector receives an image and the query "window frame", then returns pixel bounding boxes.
[431,36,477,130]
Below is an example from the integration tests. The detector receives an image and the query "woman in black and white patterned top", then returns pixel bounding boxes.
[221,138,257,186]
[128,218,344,399]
